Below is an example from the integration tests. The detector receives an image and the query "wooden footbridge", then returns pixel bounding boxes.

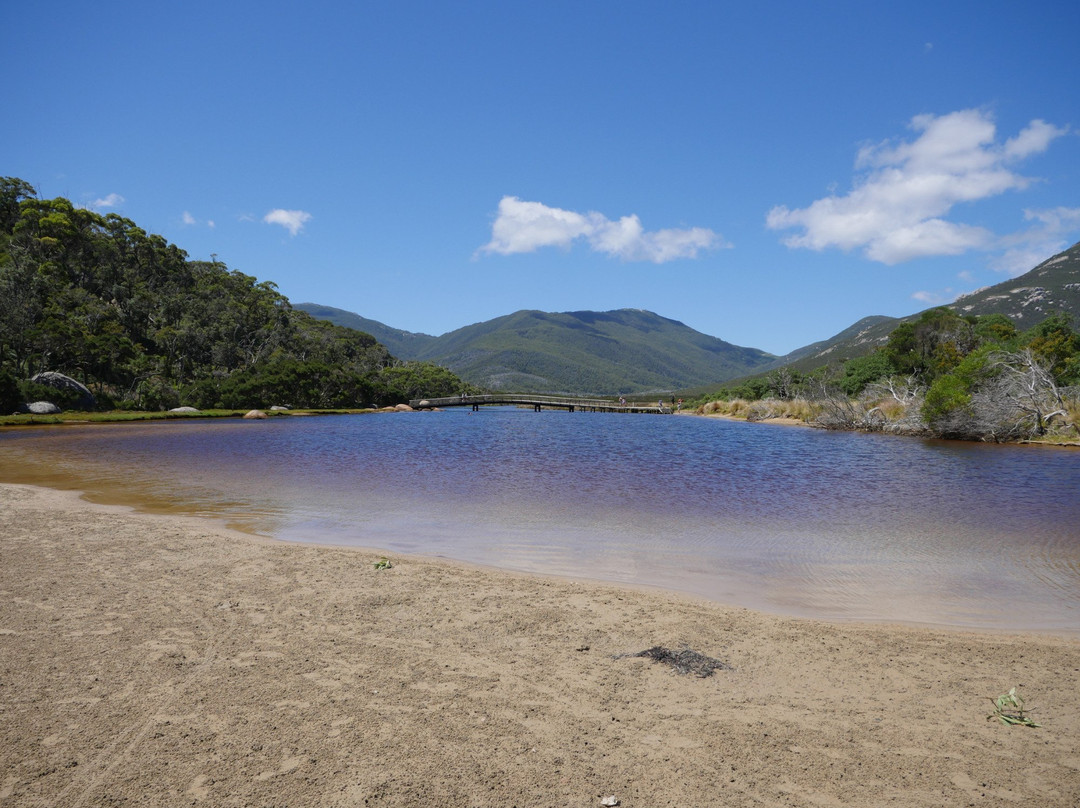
[409,393,675,413]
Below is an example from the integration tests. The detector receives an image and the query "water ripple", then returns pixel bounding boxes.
[1,409,1078,633]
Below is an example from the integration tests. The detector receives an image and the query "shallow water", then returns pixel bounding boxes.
[2,409,1078,633]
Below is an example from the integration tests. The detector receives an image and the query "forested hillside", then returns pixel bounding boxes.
[0,178,466,412]
[293,303,438,360]
[297,304,776,394]
[761,241,1080,375]
[697,306,1080,441]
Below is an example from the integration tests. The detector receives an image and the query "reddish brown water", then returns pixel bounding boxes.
[2,410,1078,633]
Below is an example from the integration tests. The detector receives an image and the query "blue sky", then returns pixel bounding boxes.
[5,1,1079,355]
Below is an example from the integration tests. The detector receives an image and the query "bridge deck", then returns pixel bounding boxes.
[409,394,673,413]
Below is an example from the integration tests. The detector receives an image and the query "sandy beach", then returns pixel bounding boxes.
[1,482,1078,807]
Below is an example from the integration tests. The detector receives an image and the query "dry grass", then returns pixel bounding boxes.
[865,397,912,422]
[698,398,752,418]
[1065,398,1080,437]
[697,397,818,423]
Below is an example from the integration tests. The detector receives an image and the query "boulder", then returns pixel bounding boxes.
[270,405,290,411]
[31,372,95,410]
[393,403,414,412]
[24,401,62,414]
[169,406,200,413]
[243,409,267,419]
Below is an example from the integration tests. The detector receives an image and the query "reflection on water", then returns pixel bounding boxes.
[1,409,1078,633]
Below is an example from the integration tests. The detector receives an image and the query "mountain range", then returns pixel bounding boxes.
[298,240,1080,394]
[769,239,1080,374]
[294,305,776,395]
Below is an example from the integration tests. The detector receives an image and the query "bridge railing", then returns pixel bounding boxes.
[409,393,670,412]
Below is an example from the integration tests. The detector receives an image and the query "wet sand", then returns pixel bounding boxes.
[1,482,1078,807]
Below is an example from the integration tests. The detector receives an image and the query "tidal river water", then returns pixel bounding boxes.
[2,409,1078,634]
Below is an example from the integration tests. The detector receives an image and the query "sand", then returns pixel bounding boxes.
[1,482,1078,807]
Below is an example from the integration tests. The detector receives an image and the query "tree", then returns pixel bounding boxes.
[0,177,470,411]
[973,350,1072,438]
[767,366,800,400]
[1022,311,1080,378]
[838,352,893,396]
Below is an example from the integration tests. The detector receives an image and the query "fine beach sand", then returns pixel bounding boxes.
[2,483,1079,807]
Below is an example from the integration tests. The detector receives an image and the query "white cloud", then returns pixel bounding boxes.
[767,109,1069,264]
[990,206,1080,276]
[183,211,217,229]
[89,193,125,211]
[911,289,949,304]
[263,208,312,236]
[1004,119,1067,160]
[478,196,723,263]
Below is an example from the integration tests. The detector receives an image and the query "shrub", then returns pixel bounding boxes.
[838,352,893,396]
[18,379,84,410]
[922,374,972,425]
[0,367,21,413]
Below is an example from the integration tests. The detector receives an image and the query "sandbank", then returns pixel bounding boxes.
[1,482,1078,807]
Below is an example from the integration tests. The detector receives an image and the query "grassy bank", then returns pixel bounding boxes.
[0,408,376,427]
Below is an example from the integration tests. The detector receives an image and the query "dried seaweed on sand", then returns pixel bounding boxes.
[618,645,730,677]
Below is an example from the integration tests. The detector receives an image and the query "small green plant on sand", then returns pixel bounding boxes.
[374,557,393,570]
[988,687,1040,727]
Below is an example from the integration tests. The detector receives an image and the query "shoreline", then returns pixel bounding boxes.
[2,416,1080,639]
[688,408,1080,447]
[2,482,1079,806]
[2,420,1078,638]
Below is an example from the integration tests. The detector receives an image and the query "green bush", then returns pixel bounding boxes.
[17,379,84,410]
[0,368,21,413]
[838,352,893,396]
[922,374,972,424]
[191,360,378,410]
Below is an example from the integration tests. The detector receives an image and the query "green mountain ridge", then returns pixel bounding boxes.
[299,240,1080,395]
[293,304,438,359]
[761,240,1080,376]
[296,304,776,395]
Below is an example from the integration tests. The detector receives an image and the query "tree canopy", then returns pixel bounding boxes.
[0,177,469,411]
[695,306,1080,441]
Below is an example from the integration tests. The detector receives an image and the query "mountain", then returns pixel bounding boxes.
[767,315,901,373]
[294,303,437,359]
[297,305,776,394]
[764,240,1080,374]
[298,241,1080,394]
[951,241,1080,323]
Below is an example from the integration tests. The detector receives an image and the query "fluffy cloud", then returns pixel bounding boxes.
[478,196,723,263]
[182,211,216,229]
[767,109,1069,264]
[911,289,953,305]
[264,208,312,236]
[990,206,1080,276]
[89,193,125,211]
